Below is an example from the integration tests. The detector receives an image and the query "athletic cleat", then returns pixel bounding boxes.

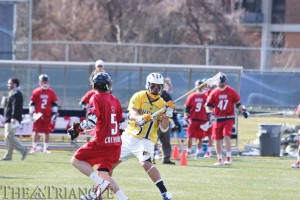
[163,160,175,165]
[224,157,232,165]
[194,152,203,160]
[204,151,211,158]
[186,152,195,158]
[162,191,173,200]
[30,147,36,154]
[43,148,52,154]
[291,161,300,168]
[214,158,223,166]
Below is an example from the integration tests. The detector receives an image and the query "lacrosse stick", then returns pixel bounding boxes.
[21,112,43,124]
[200,121,212,131]
[250,111,295,117]
[173,130,182,153]
[143,72,222,124]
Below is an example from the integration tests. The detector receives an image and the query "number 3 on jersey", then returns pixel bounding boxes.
[217,99,228,110]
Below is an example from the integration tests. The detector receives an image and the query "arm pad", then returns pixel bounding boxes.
[29,101,35,114]
[184,106,191,113]
[80,113,98,130]
[51,102,58,113]
[205,102,214,108]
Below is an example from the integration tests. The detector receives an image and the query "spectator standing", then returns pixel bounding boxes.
[68,72,128,200]
[205,72,249,166]
[79,60,105,110]
[155,77,180,165]
[29,74,58,154]
[0,78,27,161]
[112,72,174,200]
[89,60,105,85]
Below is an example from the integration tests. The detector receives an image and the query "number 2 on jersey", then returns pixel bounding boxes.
[41,99,47,109]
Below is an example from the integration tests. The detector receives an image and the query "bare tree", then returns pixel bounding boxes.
[31,0,258,68]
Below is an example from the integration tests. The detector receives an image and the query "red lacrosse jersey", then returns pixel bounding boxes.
[185,92,208,121]
[81,89,96,104]
[30,87,58,117]
[206,86,240,117]
[87,92,123,146]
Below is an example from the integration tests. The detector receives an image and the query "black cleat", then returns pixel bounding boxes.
[163,160,175,165]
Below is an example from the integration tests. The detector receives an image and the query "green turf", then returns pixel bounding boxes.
[1,115,300,199]
[0,149,300,200]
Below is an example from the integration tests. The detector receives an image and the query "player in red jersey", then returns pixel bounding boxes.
[29,74,58,154]
[79,90,96,110]
[184,79,210,159]
[68,72,128,200]
[205,73,249,166]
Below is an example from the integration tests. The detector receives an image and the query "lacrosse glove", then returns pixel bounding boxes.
[207,112,216,122]
[242,109,249,118]
[67,122,82,140]
[183,117,190,129]
[136,114,151,126]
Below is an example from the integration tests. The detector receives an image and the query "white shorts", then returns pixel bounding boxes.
[120,131,154,163]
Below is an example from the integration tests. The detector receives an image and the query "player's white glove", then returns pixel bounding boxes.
[183,117,190,130]
[136,114,151,126]
[79,101,88,110]
[207,112,216,122]
[165,107,174,118]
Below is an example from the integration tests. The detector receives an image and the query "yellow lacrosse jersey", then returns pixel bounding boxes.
[126,90,166,143]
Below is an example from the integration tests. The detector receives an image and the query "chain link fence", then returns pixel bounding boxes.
[21,41,300,71]
[14,0,32,60]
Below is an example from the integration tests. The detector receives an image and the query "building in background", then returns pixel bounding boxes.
[234,0,300,70]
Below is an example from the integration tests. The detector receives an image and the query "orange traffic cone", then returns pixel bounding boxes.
[180,150,188,166]
[172,145,180,160]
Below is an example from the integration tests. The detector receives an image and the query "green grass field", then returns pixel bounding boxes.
[1,116,300,200]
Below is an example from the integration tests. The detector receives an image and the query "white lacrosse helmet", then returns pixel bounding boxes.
[145,73,164,97]
[39,74,50,90]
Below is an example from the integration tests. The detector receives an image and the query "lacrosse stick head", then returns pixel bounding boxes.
[205,72,223,87]
[200,121,212,131]
[282,111,296,117]
[33,112,43,122]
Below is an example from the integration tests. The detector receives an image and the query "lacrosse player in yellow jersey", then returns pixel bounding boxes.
[112,72,174,200]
